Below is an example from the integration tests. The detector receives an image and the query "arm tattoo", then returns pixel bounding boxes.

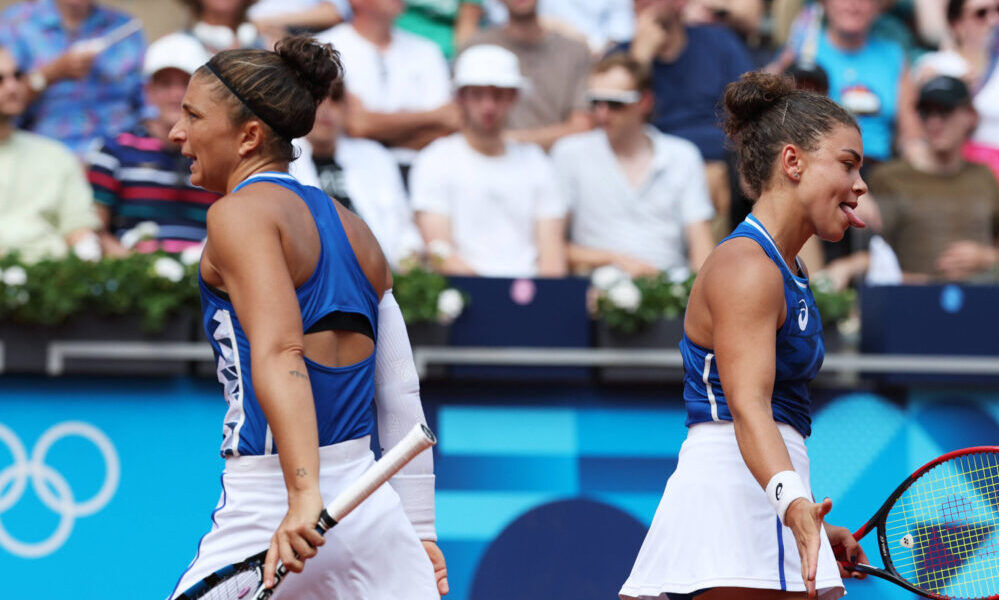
[289,370,309,381]
[296,467,307,478]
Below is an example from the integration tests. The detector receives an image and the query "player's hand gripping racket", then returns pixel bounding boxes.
[841,446,999,599]
[175,423,437,600]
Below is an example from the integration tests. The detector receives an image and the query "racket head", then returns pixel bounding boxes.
[867,446,999,600]
[174,550,266,600]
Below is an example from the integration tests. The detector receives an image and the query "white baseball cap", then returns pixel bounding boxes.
[453,44,526,91]
[143,33,211,77]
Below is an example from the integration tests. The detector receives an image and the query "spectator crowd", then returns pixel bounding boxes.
[1,0,998,289]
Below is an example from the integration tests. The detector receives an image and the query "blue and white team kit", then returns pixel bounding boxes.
[170,172,437,600]
[620,215,845,600]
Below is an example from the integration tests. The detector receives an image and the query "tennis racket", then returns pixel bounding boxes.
[843,446,999,599]
[175,423,437,600]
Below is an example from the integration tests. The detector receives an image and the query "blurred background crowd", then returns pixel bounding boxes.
[1,0,998,295]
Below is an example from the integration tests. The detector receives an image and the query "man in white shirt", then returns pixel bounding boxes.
[462,0,593,151]
[290,91,424,270]
[316,0,458,168]
[551,53,714,279]
[410,45,569,278]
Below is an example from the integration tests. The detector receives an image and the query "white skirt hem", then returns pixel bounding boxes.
[620,576,846,599]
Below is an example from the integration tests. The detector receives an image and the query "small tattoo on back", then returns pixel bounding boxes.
[289,370,309,381]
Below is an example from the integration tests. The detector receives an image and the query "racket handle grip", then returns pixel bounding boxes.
[315,509,337,535]
[324,423,436,522]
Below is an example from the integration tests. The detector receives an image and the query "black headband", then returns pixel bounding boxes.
[205,61,292,141]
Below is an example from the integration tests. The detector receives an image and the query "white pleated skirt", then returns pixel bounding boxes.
[620,422,845,600]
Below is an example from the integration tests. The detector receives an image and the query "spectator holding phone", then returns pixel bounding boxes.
[0,0,146,156]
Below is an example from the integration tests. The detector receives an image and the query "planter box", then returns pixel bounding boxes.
[407,321,451,348]
[407,321,451,379]
[0,313,196,376]
[594,318,686,384]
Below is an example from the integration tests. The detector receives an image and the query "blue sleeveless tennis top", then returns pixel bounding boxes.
[681,214,824,437]
[199,171,380,457]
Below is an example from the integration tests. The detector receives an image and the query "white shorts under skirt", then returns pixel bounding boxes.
[620,422,845,600]
[169,436,438,600]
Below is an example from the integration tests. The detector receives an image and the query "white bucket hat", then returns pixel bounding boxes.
[453,44,527,91]
[144,33,211,77]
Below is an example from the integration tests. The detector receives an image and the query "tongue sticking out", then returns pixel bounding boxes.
[840,203,866,228]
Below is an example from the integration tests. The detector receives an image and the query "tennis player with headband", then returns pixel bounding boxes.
[620,72,870,600]
[166,36,446,599]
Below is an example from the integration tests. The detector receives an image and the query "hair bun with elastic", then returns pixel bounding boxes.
[275,35,344,103]
[723,72,796,140]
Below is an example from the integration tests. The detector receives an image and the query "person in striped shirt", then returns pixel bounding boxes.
[85,33,219,255]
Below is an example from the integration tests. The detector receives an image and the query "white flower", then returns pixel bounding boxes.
[2,265,27,286]
[427,240,453,260]
[180,242,205,266]
[667,266,691,283]
[152,257,185,283]
[591,265,628,291]
[607,279,641,312]
[121,221,160,249]
[120,230,139,249]
[14,290,29,306]
[134,221,160,239]
[72,232,102,262]
[436,288,465,323]
[812,273,835,294]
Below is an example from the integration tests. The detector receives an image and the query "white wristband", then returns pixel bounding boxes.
[765,470,809,525]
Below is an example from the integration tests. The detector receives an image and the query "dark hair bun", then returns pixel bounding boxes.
[723,72,796,140]
[275,35,344,103]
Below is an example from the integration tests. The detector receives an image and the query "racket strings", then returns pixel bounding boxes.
[884,450,999,599]
[201,571,261,600]
[183,565,263,600]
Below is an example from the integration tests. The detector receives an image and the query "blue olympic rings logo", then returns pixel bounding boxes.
[0,422,119,558]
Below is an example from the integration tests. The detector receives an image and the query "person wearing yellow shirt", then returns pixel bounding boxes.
[0,46,101,262]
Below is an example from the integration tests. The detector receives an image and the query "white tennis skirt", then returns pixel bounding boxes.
[620,422,845,600]
[169,436,438,600]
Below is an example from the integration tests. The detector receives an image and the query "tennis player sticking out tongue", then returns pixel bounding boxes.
[620,72,869,600]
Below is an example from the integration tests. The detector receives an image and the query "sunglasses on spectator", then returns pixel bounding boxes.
[0,70,24,84]
[587,90,642,110]
[969,4,999,20]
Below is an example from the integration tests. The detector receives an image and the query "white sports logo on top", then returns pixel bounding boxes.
[797,299,809,331]
[0,421,120,558]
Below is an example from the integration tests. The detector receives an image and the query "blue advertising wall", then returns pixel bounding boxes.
[1,376,998,599]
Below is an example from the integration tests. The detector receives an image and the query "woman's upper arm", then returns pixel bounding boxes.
[205,195,305,355]
[706,248,785,418]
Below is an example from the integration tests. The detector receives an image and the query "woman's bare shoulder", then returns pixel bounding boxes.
[700,237,785,308]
